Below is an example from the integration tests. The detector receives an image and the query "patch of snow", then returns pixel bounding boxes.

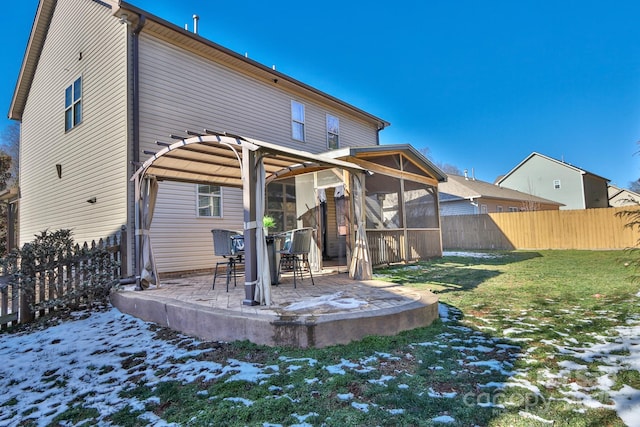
[325,358,360,375]
[518,411,554,424]
[224,397,254,406]
[292,412,319,422]
[337,393,354,401]
[438,303,451,322]
[351,402,370,412]
[428,388,457,398]
[284,292,367,311]
[432,414,456,423]
[368,375,395,386]
[443,251,501,259]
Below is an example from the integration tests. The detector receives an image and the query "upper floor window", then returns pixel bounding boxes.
[291,100,305,141]
[65,77,82,132]
[197,184,222,217]
[326,114,340,149]
[553,179,561,189]
[509,207,519,212]
[497,206,504,212]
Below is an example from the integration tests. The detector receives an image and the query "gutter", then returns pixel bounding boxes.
[132,14,146,166]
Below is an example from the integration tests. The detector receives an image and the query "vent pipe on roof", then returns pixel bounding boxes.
[193,14,199,34]
[464,169,469,180]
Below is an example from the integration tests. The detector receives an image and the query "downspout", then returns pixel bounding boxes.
[132,14,146,167]
[131,14,146,289]
[376,123,384,146]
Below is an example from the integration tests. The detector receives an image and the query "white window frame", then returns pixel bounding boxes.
[197,184,223,218]
[480,204,488,214]
[291,100,305,142]
[509,206,519,212]
[497,205,503,212]
[553,179,561,189]
[326,114,340,149]
[64,76,83,132]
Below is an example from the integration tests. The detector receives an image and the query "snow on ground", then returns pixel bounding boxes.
[284,291,367,311]
[0,310,276,426]
[443,251,502,259]
[0,301,638,425]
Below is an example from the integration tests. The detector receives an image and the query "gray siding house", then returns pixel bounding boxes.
[496,152,610,210]
[9,0,444,279]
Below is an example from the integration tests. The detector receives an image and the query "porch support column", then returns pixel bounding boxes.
[242,147,259,306]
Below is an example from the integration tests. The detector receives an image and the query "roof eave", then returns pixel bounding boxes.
[324,145,447,182]
[116,1,390,130]
[8,0,57,121]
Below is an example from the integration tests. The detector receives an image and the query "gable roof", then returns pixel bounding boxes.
[496,152,610,185]
[9,0,390,130]
[325,144,448,186]
[608,184,640,204]
[440,174,563,206]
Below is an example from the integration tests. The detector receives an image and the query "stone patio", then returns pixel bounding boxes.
[110,267,439,348]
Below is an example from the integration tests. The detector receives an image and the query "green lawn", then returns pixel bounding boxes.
[4,250,639,426]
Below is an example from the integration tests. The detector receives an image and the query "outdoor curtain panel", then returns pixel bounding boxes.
[137,176,158,289]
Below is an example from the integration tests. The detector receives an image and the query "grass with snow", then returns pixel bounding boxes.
[1,250,638,426]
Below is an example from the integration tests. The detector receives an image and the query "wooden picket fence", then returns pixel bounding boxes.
[441,206,640,251]
[0,230,126,329]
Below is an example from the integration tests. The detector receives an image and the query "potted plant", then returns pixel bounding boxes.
[263,216,276,235]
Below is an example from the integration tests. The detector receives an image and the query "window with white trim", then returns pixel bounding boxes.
[497,206,503,212]
[480,204,488,214]
[553,179,561,189]
[509,206,519,212]
[291,100,305,141]
[326,114,339,149]
[197,184,222,217]
[65,77,83,131]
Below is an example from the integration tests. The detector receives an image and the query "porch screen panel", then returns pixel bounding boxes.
[404,181,439,229]
[364,173,402,229]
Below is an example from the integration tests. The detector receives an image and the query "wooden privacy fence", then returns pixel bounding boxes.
[441,206,640,251]
[0,229,126,329]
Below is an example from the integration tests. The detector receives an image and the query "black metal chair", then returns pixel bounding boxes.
[212,229,244,291]
[277,227,315,288]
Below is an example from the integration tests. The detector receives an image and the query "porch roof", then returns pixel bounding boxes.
[322,145,448,186]
[131,131,367,187]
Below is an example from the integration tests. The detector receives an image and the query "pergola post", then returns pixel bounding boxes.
[242,147,259,306]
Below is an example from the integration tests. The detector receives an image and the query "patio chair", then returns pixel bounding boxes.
[212,229,244,292]
[277,227,315,288]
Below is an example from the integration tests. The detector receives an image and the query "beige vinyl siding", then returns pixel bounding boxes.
[19,0,128,246]
[138,34,379,273]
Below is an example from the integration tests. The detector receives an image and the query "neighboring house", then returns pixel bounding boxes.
[496,152,610,210]
[439,173,562,216]
[9,0,445,279]
[608,185,640,207]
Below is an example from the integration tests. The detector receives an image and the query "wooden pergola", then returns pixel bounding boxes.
[131,131,371,306]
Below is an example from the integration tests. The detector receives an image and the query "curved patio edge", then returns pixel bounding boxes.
[110,286,439,348]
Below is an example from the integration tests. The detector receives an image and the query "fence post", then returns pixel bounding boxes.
[120,225,128,278]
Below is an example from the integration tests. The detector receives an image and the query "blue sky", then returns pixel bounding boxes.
[3,1,640,187]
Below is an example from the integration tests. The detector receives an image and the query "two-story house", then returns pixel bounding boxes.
[496,152,610,210]
[9,0,445,289]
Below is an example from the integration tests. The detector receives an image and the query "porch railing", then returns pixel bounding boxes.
[367,229,442,266]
